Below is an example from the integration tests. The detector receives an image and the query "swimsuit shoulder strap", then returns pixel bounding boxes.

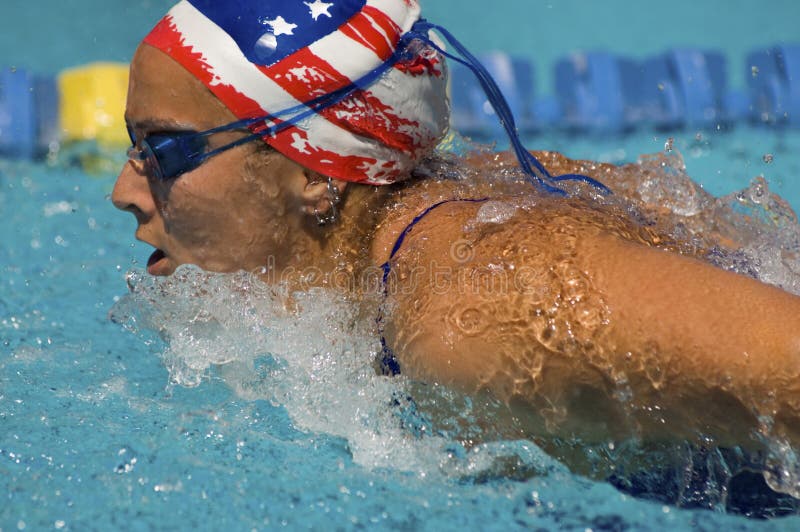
[380,197,489,283]
[378,197,488,376]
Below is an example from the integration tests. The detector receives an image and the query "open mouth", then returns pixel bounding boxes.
[146,248,169,276]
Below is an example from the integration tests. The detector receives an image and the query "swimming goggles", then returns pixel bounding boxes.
[126,123,262,180]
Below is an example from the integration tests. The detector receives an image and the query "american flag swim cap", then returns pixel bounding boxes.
[143,0,449,185]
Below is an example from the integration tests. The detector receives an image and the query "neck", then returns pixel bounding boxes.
[262,183,392,292]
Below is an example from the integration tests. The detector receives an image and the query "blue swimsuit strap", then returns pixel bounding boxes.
[378,197,489,375]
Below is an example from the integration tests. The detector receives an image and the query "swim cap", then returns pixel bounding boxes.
[143,0,449,185]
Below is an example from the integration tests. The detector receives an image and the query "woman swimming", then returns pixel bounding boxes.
[112,0,800,465]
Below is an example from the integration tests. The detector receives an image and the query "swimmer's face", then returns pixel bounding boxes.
[112,44,310,276]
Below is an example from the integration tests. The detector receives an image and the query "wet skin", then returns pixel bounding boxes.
[114,44,800,457]
[376,187,800,450]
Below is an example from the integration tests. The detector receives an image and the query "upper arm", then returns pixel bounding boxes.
[381,200,613,399]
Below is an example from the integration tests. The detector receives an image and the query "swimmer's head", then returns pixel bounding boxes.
[113,0,450,277]
[140,0,449,185]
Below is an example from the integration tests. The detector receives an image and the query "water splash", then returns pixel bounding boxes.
[109,265,563,480]
[608,149,800,295]
[722,177,800,295]
[765,438,800,498]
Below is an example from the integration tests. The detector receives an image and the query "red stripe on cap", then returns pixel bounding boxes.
[257,48,422,154]
[339,6,401,61]
[257,48,346,100]
[144,16,211,86]
[144,15,261,117]
[319,90,422,154]
[362,5,403,44]
[269,129,398,184]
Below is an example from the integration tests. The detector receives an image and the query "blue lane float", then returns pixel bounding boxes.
[0,68,60,159]
[641,49,729,130]
[0,67,37,159]
[34,76,60,155]
[554,51,642,134]
[450,52,537,138]
[747,45,800,126]
[450,43,799,138]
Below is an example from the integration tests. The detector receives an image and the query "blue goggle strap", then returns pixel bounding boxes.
[406,20,611,195]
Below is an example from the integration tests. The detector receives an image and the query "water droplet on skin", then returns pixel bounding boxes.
[763,153,774,164]
[451,307,488,336]
[749,179,767,204]
[475,200,517,225]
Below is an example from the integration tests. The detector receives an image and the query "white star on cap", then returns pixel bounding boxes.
[304,0,334,21]
[265,16,298,36]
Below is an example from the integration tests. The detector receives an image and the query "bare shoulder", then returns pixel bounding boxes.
[380,194,617,398]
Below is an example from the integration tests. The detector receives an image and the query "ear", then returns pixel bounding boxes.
[300,169,349,216]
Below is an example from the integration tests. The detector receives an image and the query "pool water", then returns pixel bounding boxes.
[3,0,800,530]
[3,129,800,530]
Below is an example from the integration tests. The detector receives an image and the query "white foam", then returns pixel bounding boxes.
[110,265,561,478]
[43,201,77,217]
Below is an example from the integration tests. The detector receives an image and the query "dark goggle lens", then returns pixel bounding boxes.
[148,133,209,180]
[126,125,136,146]
[145,134,185,180]
[127,127,209,180]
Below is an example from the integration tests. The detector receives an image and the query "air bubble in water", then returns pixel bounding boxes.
[763,153,774,164]
[664,137,674,153]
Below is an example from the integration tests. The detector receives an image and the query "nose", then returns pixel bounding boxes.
[112,161,156,224]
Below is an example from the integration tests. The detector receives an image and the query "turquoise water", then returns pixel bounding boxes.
[6,159,798,530]
[3,1,800,530]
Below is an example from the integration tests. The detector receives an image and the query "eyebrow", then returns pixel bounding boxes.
[125,117,199,133]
